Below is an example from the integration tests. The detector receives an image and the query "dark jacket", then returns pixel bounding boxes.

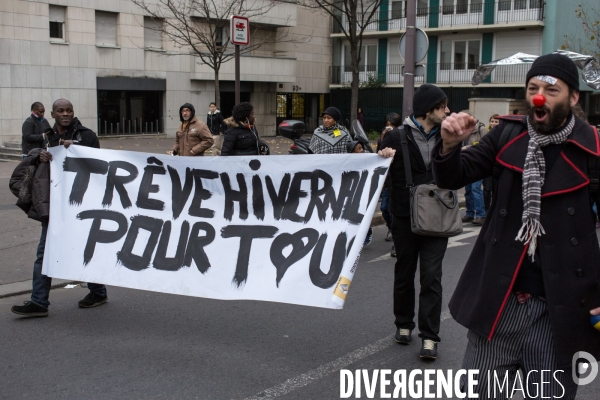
[221,117,260,156]
[380,122,440,217]
[207,111,225,135]
[21,115,51,154]
[432,116,600,368]
[47,118,100,149]
[9,148,50,221]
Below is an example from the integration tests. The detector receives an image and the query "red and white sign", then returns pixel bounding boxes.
[230,15,250,45]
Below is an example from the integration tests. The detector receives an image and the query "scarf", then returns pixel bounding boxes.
[309,123,351,154]
[516,115,575,258]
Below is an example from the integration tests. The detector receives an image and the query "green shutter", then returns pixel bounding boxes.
[484,0,495,24]
[426,36,438,84]
[429,0,439,28]
[378,38,388,83]
[481,33,493,83]
[379,0,389,31]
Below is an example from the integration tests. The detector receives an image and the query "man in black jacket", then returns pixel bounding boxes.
[378,84,450,360]
[11,99,108,318]
[433,53,600,398]
[207,102,225,155]
[21,102,51,157]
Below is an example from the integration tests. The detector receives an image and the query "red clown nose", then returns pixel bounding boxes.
[532,94,546,107]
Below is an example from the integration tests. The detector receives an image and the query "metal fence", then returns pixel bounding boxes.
[97,118,163,136]
[332,0,544,33]
[330,63,531,85]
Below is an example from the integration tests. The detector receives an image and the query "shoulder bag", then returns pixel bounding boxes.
[398,127,463,237]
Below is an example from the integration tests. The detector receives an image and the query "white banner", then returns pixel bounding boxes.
[42,146,390,309]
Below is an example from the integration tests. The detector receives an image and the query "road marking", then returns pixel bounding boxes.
[367,227,481,263]
[245,312,452,399]
[447,227,481,248]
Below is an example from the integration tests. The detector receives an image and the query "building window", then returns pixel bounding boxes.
[344,44,377,73]
[215,26,223,47]
[498,0,511,11]
[391,0,406,19]
[49,5,66,41]
[417,0,428,16]
[96,11,118,47]
[440,39,480,70]
[144,17,163,49]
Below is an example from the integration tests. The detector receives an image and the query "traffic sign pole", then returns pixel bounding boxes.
[402,0,416,119]
[235,45,240,104]
[230,16,250,106]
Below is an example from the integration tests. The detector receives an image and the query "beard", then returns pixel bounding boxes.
[527,98,571,134]
[427,112,444,127]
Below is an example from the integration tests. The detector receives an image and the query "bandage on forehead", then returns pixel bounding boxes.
[534,75,558,85]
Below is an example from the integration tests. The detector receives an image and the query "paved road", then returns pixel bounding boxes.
[2,224,599,399]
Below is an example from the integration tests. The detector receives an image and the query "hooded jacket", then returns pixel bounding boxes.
[379,117,442,216]
[207,110,225,135]
[221,117,260,156]
[46,118,100,149]
[172,103,213,156]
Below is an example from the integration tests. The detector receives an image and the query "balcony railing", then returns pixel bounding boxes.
[330,63,532,85]
[332,0,544,33]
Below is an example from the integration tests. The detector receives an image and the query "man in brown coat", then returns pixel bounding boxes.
[167,103,213,156]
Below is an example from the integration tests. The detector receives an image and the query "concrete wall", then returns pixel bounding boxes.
[0,0,332,145]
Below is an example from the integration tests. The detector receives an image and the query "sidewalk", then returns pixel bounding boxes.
[0,135,464,298]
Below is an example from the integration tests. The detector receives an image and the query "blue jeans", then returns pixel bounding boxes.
[31,221,107,309]
[465,180,486,218]
[380,188,392,230]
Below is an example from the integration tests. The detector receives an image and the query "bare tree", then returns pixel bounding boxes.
[132,0,309,109]
[296,0,383,122]
[562,2,600,59]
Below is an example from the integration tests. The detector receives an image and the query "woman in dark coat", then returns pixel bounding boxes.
[221,102,260,156]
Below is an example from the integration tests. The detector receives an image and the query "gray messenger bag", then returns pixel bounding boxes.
[398,128,463,237]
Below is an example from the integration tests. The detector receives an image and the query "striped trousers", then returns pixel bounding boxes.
[460,293,578,399]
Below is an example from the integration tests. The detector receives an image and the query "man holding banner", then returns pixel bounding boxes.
[11,99,109,318]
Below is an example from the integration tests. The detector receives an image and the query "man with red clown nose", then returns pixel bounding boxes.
[431,53,600,398]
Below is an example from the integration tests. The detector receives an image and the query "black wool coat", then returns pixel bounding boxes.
[432,116,600,368]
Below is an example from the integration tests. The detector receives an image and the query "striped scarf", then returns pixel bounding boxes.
[516,115,575,259]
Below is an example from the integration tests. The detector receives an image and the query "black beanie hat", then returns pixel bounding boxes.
[526,53,580,91]
[413,84,447,117]
[322,106,341,122]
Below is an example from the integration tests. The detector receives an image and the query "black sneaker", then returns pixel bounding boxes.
[11,301,48,317]
[395,328,412,345]
[78,292,108,308]
[420,339,438,360]
[390,245,396,257]
[462,215,474,223]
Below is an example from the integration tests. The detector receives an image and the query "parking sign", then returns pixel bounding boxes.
[230,15,250,45]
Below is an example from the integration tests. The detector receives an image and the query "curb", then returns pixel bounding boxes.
[0,279,81,299]
[98,133,168,140]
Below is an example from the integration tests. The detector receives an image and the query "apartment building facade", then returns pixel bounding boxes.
[0,0,332,146]
[329,0,600,127]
